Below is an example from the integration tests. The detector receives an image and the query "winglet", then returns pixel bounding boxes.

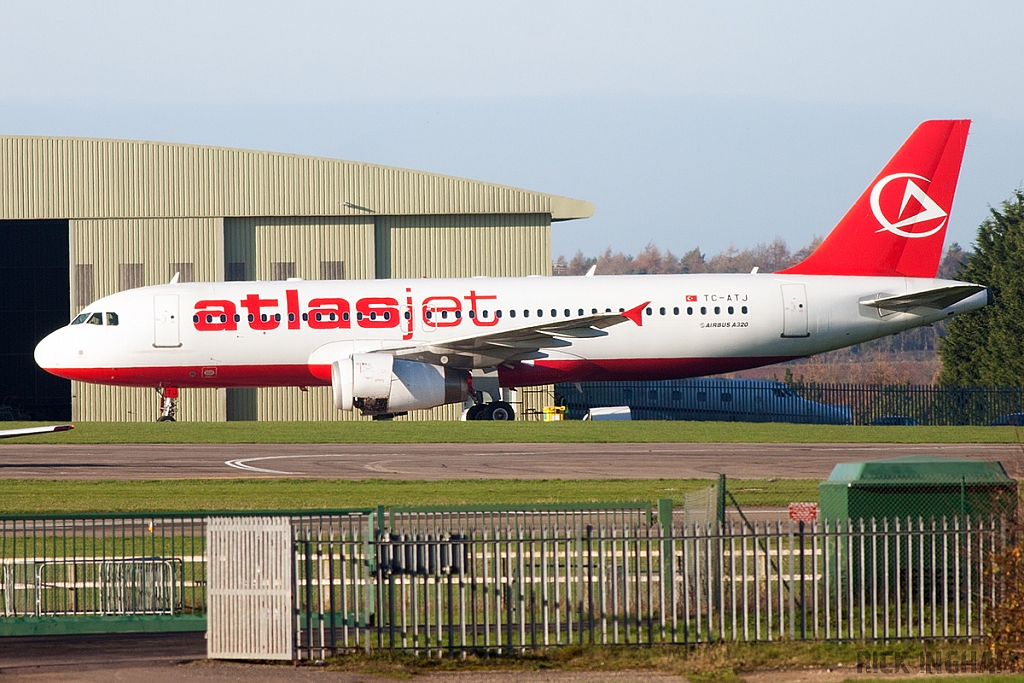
[622,302,649,326]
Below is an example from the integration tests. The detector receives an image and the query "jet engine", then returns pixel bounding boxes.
[332,353,468,415]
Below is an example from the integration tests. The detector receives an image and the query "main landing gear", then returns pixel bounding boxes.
[465,381,515,421]
[157,387,178,422]
[465,401,516,421]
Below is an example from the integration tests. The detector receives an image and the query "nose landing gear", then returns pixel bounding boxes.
[157,387,178,422]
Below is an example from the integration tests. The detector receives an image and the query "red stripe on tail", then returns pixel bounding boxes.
[779,119,970,278]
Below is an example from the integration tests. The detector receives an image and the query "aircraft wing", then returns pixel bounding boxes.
[392,302,649,368]
[860,285,986,312]
[0,424,74,440]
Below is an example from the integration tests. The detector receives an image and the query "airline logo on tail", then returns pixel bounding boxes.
[870,173,947,239]
[779,119,970,278]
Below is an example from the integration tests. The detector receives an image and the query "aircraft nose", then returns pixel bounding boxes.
[34,327,71,374]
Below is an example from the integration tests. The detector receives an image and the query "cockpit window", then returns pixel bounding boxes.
[106,312,119,326]
[71,313,89,325]
[86,313,103,325]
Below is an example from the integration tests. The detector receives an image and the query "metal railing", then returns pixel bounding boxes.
[557,381,1024,426]
[0,510,372,619]
[294,517,1006,659]
[383,503,653,534]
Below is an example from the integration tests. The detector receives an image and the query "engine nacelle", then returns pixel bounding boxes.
[331,353,468,415]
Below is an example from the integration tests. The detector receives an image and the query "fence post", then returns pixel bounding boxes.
[717,475,727,528]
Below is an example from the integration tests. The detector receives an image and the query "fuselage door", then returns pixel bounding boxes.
[154,294,182,348]
[780,284,810,338]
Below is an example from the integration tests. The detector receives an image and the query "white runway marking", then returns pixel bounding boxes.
[222,450,579,475]
[223,453,385,475]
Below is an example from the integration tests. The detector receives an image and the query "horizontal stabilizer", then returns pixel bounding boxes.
[860,285,986,311]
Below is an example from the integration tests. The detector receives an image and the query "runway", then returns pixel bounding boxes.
[0,442,1019,480]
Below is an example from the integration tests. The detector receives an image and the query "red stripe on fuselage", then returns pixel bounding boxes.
[44,356,799,389]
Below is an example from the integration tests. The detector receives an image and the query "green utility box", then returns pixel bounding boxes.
[819,455,1017,525]
[819,456,1017,600]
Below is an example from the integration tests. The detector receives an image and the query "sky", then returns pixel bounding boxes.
[2,1,1023,260]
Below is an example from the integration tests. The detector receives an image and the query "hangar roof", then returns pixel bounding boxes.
[0,136,594,222]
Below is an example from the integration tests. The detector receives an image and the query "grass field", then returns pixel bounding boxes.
[0,477,817,514]
[5,420,1024,444]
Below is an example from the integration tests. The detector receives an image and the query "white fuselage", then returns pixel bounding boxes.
[34,273,987,390]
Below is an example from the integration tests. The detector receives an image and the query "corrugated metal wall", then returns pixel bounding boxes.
[71,217,225,421]
[376,213,552,278]
[0,137,592,221]
[24,136,572,423]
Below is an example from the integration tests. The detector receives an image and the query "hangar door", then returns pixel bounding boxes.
[0,220,71,420]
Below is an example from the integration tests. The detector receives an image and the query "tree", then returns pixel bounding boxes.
[939,190,1024,385]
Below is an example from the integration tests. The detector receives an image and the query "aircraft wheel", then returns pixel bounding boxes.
[486,402,515,421]
[156,415,176,422]
[466,404,486,420]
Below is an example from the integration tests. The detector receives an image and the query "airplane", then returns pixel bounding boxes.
[0,424,74,439]
[33,119,988,421]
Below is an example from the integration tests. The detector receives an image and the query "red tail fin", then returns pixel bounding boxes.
[779,119,970,278]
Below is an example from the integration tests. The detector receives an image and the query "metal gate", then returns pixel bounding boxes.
[153,294,181,348]
[781,284,809,338]
[207,517,293,660]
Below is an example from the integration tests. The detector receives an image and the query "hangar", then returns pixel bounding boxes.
[0,137,593,422]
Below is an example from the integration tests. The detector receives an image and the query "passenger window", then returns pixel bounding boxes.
[728,306,734,314]
[645,307,652,316]
[106,312,119,326]
[578,308,584,316]
[700,307,707,315]
[564,309,570,317]
[659,307,666,315]
[72,313,89,325]
[742,306,748,314]
[510,310,516,318]
[673,307,679,315]
[592,308,598,314]
[714,306,721,315]
[537,309,543,317]
[551,309,557,317]
[687,307,693,315]
[87,313,103,325]
[524,310,529,318]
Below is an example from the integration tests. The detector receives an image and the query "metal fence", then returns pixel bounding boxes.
[0,510,371,623]
[556,380,1024,426]
[294,516,1007,659]
[383,503,652,534]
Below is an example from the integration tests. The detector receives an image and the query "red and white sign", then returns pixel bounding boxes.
[788,502,819,523]
[686,295,698,302]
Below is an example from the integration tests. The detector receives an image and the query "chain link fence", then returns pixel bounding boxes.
[557,380,1024,426]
